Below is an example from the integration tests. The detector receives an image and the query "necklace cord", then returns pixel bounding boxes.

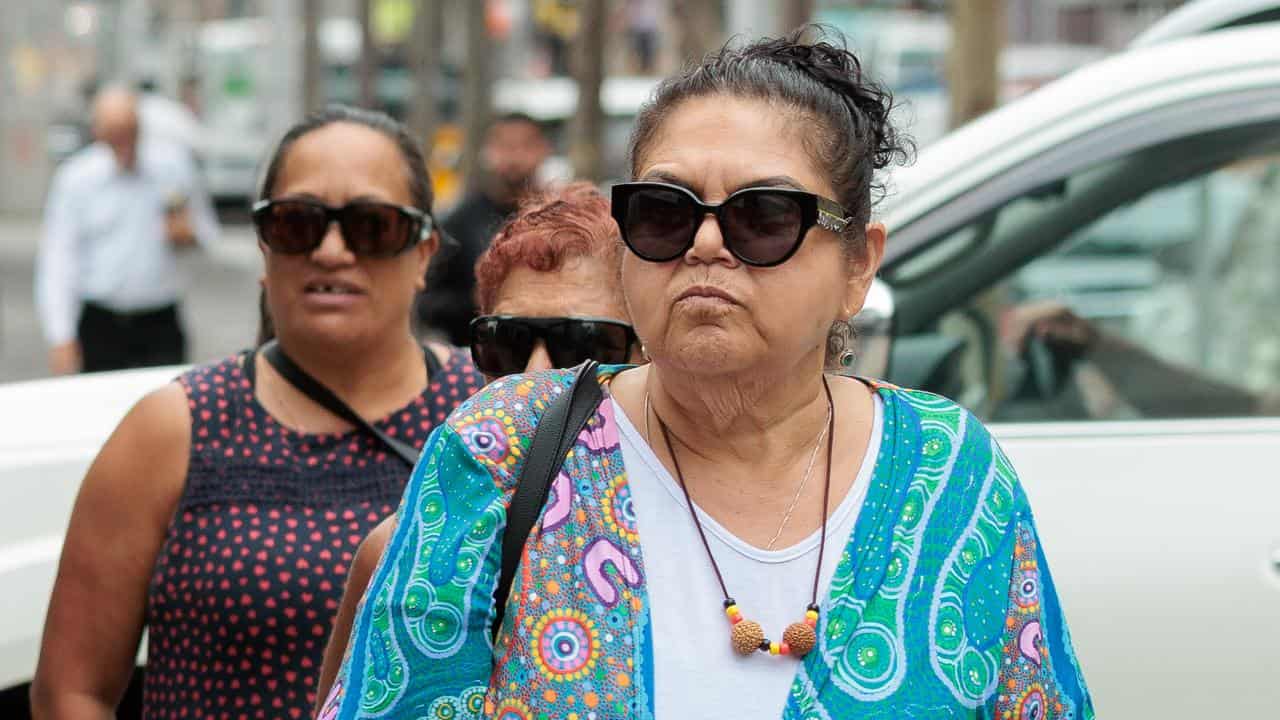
[811,377,836,606]
[648,376,837,609]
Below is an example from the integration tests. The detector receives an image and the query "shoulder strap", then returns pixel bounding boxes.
[260,340,422,468]
[492,360,602,640]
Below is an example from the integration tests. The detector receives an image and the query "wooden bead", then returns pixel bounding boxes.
[783,621,818,657]
[731,619,765,656]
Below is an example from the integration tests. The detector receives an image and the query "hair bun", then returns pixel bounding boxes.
[745,27,906,174]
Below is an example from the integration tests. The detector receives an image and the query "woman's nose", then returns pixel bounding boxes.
[524,341,554,373]
[310,220,355,265]
[686,213,735,265]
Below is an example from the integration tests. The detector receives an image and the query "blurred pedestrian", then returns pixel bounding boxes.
[621,0,662,73]
[30,106,484,720]
[34,86,220,375]
[138,77,207,160]
[416,112,552,347]
[315,181,641,713]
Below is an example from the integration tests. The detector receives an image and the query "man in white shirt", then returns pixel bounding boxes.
[35,86,219,374]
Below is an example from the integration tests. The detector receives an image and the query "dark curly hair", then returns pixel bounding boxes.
[627,27,911,368]
[628,25,911,247]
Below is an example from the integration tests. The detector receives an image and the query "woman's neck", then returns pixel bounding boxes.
[644,352,832,469]
[273,329,426,413]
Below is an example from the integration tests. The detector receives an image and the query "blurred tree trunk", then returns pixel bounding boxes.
[358,0,377,108]
[302,0,324,113]
[672,0,725,65]
[460,0,493,185]
[947,0,1004,128]
[782,0,814,34]
[571,0,606,181]
[408,0,444,148]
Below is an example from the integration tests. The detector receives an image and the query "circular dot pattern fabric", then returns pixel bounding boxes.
[144,349,483,719]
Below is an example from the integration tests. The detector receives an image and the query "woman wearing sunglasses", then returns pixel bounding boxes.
[320,29,1092,720]
[312,181,641,707]
[31,106,483,720]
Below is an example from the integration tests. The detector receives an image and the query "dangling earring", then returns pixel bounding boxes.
[839,348,856,369]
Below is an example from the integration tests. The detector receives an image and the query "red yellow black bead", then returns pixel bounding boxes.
[722,603,819,659]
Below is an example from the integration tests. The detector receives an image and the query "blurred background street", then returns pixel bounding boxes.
[0,216,260,381]
[0,0,1210,382]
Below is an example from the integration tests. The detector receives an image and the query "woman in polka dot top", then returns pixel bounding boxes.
[30,107,484,720]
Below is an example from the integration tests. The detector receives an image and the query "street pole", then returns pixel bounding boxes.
[570,0,606,182]
[947,0,1004,128]
[459,0,492,187]
[302,0,324,113]
[408,0,444,148]
[782,0,815,34]
[358,0,377,108]
[673,0,726,66]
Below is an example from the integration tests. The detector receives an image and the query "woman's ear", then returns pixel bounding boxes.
[841,222,887,319]
[414,230,441,288]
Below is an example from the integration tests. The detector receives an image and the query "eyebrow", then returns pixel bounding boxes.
[277,192,391,205]
[635,170,809,194]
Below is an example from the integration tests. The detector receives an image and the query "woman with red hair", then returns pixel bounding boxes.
[467,181,639,379]
[313,182,641,705]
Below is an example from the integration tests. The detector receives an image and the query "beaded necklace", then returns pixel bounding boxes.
[647,376,835,659]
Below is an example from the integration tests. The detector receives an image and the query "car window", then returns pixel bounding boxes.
[892,126,1280,422]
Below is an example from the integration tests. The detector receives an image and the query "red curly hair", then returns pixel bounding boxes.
[474,182,623,314]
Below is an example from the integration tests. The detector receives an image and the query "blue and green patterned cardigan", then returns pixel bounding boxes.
[319,367,1093,719]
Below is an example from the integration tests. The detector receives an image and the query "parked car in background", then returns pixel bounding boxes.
[1130,0,1280,47]
[0,367,173,712]
[855,23,1280,719]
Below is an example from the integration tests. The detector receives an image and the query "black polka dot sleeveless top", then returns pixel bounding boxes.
[145,348,483,719]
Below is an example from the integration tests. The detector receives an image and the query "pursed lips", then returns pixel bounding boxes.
[675,285,740,305]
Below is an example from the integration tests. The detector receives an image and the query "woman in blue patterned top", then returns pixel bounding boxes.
[320,28,1093,720]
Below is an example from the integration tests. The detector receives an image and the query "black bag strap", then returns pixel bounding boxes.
[492,360,602,640]
[257,340,424,468]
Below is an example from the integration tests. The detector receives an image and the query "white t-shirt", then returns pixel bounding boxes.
[612,393,884,719]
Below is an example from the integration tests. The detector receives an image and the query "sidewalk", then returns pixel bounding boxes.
[0,216,261,383]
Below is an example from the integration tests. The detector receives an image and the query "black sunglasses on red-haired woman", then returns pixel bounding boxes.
[469,315,637,377]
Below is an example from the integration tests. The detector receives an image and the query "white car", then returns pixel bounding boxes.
[5,19,1280,720]
[856,21,1280,720]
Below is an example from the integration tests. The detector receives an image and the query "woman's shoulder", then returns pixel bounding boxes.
[445,368,580,431]
[175,353,251,397]
[864,378,992,434]
[864,378,1023,491]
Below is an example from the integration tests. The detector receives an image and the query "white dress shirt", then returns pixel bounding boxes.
[35,137,219,345]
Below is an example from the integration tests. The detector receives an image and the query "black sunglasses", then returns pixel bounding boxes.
[470,315,637,377]
[610,181,853,267]
[251,198,434,258]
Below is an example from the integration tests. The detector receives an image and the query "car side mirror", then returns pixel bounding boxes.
[849,277,895,379]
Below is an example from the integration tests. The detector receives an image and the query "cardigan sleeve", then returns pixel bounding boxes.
[320,371,582,720]
[985,492,1096,720]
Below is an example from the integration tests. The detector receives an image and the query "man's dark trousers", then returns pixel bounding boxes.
[77,301,187,372]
